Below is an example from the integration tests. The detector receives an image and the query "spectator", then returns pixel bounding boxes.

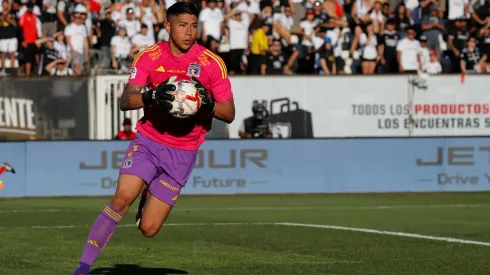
[57,0,82,31]
[18,2,41,77]
[393,4,412,36]
[396,26,421,73]
[248,22,270,74]
[0,1,17,76]
[110,26,131,71]
[46,58,73,75]
[447,0,468,31]
[318,37,337,74]
[378,18,400,73]
[298,10,317,50]
[199,0,224,42]
[135,0,160,40]
[460,36,487,73]
[131,24,155,55]
[97,9,117,69]
[226,10,250,75]
[425,49,442,74]
[114,118,136,140]
[370,0,385,33]
[470,0,489,29]
[351,0,374,28]
[35,36,60,75]
[64,11,89,75]
[447,17,469,72]
[274,5,294,43]
[261,38,287,74]
[119,8,141,38]
[18,0,42,17]
[419,35,430,69]
[53,31,70,62]
[42,0,57,36]
[478,25,490,72]
[421,6,444,54]
[359,22,378,74]
[120,0,136,19]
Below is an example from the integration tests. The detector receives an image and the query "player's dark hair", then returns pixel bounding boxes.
[166,2,199,19]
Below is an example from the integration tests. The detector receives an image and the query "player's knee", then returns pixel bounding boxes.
[110,196,132,213]
[140,225,160,238]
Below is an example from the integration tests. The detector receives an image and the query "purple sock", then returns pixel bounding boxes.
[74,204,125,274]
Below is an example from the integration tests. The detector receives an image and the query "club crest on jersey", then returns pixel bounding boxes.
[122,158,133,168]
[186,63,201,77]
[129,67,137,79]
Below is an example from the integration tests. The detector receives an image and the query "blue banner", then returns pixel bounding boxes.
[2,138,490,197]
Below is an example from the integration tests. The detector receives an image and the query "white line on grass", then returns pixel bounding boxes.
[0,204,486,214]
[277,222,490,247]
[0,222,275,230]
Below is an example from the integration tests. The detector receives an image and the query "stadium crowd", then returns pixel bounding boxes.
[0,0,489,76]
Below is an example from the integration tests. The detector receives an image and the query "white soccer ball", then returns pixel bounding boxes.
[167,77,202,119]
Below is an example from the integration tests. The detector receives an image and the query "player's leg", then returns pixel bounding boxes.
[73,175,145,275]
[73,137,159,275]
[137,145,198,238]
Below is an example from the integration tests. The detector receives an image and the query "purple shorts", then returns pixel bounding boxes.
[119,133,198,206]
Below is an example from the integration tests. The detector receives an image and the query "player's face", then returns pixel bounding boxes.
[165,13,199,52]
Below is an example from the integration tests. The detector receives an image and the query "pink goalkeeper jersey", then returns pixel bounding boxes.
[127,42,233,151]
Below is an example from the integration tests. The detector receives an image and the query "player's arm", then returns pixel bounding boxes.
[214,98,235,124]
[120,52,175,111]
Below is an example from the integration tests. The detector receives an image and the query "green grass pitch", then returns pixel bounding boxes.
[1,193,490,275]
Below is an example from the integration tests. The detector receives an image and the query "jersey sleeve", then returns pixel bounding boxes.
[128,49,151,86]
[203,50,233,103]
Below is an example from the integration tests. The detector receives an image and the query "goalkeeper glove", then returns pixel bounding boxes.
[142,76,177,112]
[191,76,215,116]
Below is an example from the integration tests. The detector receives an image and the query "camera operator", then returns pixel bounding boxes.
[238,100,273,139]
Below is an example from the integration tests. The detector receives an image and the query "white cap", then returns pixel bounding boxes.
[74,4,87,13]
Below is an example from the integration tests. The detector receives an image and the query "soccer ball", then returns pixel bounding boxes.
[167,78,202,119]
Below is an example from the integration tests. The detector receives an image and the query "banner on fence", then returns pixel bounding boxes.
[1,138,490,197]
[0,78,89,140]
[228,75,490,138]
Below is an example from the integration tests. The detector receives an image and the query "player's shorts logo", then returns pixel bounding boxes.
[186,63,201,77]
[122,158,133,168]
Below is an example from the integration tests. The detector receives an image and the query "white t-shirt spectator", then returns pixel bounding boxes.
[64,23,87,54]
[228,18,249,50]
[300,20,316,47]
[119,19,141,38]
[370,10,385,24]
[199,7,224,41]
[50,66,74,76]
[277,14,293,31]
[420,47,430,69]
[111,35,131,58]
[131,33,156,50]
[360,33,378,59]
[396,38,421,70]
[448,0,468,19]
[233,0,255,22]
[135,6,156,38]
[54,41,69,61]
[121,3,135,18]
[425,61,442,74]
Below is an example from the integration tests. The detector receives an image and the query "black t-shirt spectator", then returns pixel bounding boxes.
[263,52,287,75]
[474,3,490,26]
[450,29,469,51]
[0,13,17,40]
[319,48,336,72]
[479,33,490,57]
[98,19,116,47]
[393,16,411,34]
[314,12,330,27]
[378,30,400,58]
[460,48,482,69]
[39,45,59,75]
